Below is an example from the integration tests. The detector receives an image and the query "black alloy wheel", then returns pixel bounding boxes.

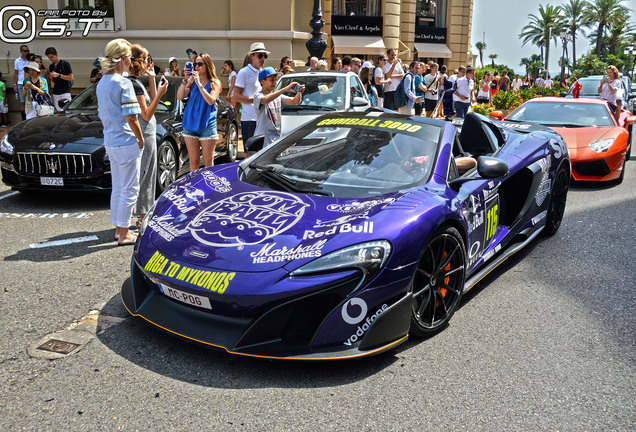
[410,227,466,337]
[544,164,569,235]
[156,140,178,194]
[219,123,238,163]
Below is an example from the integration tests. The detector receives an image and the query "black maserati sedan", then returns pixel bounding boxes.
[0,76,239,193]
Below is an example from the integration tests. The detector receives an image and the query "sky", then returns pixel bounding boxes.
[471,0,636,76]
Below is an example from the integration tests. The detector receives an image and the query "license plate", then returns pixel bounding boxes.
[158,283,212,310]
[40,177,64,186]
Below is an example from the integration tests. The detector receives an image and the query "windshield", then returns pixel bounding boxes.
[276,75,348,110]
[241,116,442,198]
[67,79,176,112]
[567,78,601,97]
[508,101,614,127]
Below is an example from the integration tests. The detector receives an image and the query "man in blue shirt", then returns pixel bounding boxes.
[397,61,422,115]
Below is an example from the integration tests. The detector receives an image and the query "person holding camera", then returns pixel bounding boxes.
[128,44,169,222]
[177,52,222,171]
[253,67,304,148]
[423,62,443,118]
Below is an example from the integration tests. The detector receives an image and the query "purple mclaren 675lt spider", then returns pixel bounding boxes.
[122,111,570,360]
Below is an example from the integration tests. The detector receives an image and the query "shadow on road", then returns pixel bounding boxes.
[4,229,122,262]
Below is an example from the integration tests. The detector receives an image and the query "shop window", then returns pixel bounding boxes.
[64,0,114,17]
[416,0,446,27]
[333,0,381,17]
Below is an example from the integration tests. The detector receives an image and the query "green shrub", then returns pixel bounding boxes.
[472,103,493,116]
[491,91,523,110]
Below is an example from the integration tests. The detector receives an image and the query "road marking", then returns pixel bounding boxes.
[0,191,19,201]
[30,235,100,249]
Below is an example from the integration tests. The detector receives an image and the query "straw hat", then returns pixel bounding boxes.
[248,42,270,55]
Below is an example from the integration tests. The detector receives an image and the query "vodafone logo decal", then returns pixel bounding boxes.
[341,298,368,325]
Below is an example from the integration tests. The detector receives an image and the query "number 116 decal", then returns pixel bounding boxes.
[485,196,499,243]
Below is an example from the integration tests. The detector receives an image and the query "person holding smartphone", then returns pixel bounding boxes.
[128,44,169,223]
[253,67,304,148]
[177,52,222,171]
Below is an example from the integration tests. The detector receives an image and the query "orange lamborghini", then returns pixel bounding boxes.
[491,97,635,182]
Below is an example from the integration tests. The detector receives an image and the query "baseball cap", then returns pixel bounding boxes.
[362,61,374,69]
[258,67,278,82]
[93,58,101,67]
[168,57,177,63]
[186,48,196,55]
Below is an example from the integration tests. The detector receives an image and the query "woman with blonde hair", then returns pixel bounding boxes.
[96,38,144,245]
[128,44,168,223]
[177,52,222,171]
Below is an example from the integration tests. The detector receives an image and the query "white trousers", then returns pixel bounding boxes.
[52,93,71,111]
[398,105,414,115]
[106,144,142,228]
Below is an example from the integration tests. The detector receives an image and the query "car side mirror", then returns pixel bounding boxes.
[245,135,264,152]
[624,115,636,127]
[477,156,509,178]
[448,156,509,190]
[489,111,504,120]
[352,96,369,107]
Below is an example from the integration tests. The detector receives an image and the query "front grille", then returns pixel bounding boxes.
[573,160,610,177]
[15,152,94,176]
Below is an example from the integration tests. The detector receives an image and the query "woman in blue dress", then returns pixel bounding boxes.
[176,52,222,171]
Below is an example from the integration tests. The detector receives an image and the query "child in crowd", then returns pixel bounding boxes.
[0,72,7,126]
[253,67,304,147]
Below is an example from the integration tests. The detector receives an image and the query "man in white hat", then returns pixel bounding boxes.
[234,42,270,144]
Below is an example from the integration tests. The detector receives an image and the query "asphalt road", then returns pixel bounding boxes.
[0,161,634,431]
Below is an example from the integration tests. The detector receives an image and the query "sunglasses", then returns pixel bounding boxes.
[255,53,268,59]
[21,49,29,52]
[194,61,205,67]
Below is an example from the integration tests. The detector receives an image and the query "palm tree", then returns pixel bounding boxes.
[582,0,630,57]
[562,0,587,69]
[475,41,487,68]
[520,4,564,75]
[489,54,498,67]
[520,57,532,76]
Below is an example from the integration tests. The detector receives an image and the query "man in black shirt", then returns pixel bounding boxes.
[45,47,74,111]
[90,58,102,84]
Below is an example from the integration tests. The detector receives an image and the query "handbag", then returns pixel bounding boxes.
[34,92,55,117]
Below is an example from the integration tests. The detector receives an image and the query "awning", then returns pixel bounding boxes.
[414,43,453,59]
[332,36,386,55]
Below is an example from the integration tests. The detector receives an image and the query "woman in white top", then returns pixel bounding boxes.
[221,60,237,111]
[598,65,621,104]
[476,70,492,104]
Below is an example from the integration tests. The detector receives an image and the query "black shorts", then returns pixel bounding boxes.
[424,98,437,112]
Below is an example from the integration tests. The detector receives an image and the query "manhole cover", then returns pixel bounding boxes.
[37,339,80,355]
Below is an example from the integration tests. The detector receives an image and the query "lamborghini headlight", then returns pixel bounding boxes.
[0,135,14,156]
[290,240,392,276]
[588,138,614,153]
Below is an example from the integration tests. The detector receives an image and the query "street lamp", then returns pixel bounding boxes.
[624,46,636,80]
[559,29,571,81]
[305,0,327,65]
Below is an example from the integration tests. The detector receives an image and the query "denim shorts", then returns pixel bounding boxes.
[183,125,218,140]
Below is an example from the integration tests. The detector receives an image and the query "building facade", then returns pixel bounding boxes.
[1,0,474,119]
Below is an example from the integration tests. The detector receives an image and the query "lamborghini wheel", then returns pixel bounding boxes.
[410,227,466,337]
[544,164,569,235]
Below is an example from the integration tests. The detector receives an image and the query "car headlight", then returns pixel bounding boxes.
[588,138,614,153]
[290,240,391,276]
[1,135,14,156]
[138,200,158,237]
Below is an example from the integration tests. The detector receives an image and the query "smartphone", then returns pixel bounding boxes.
[184,62,193,76]
[294,84,303,92]
[159,76,167,85]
